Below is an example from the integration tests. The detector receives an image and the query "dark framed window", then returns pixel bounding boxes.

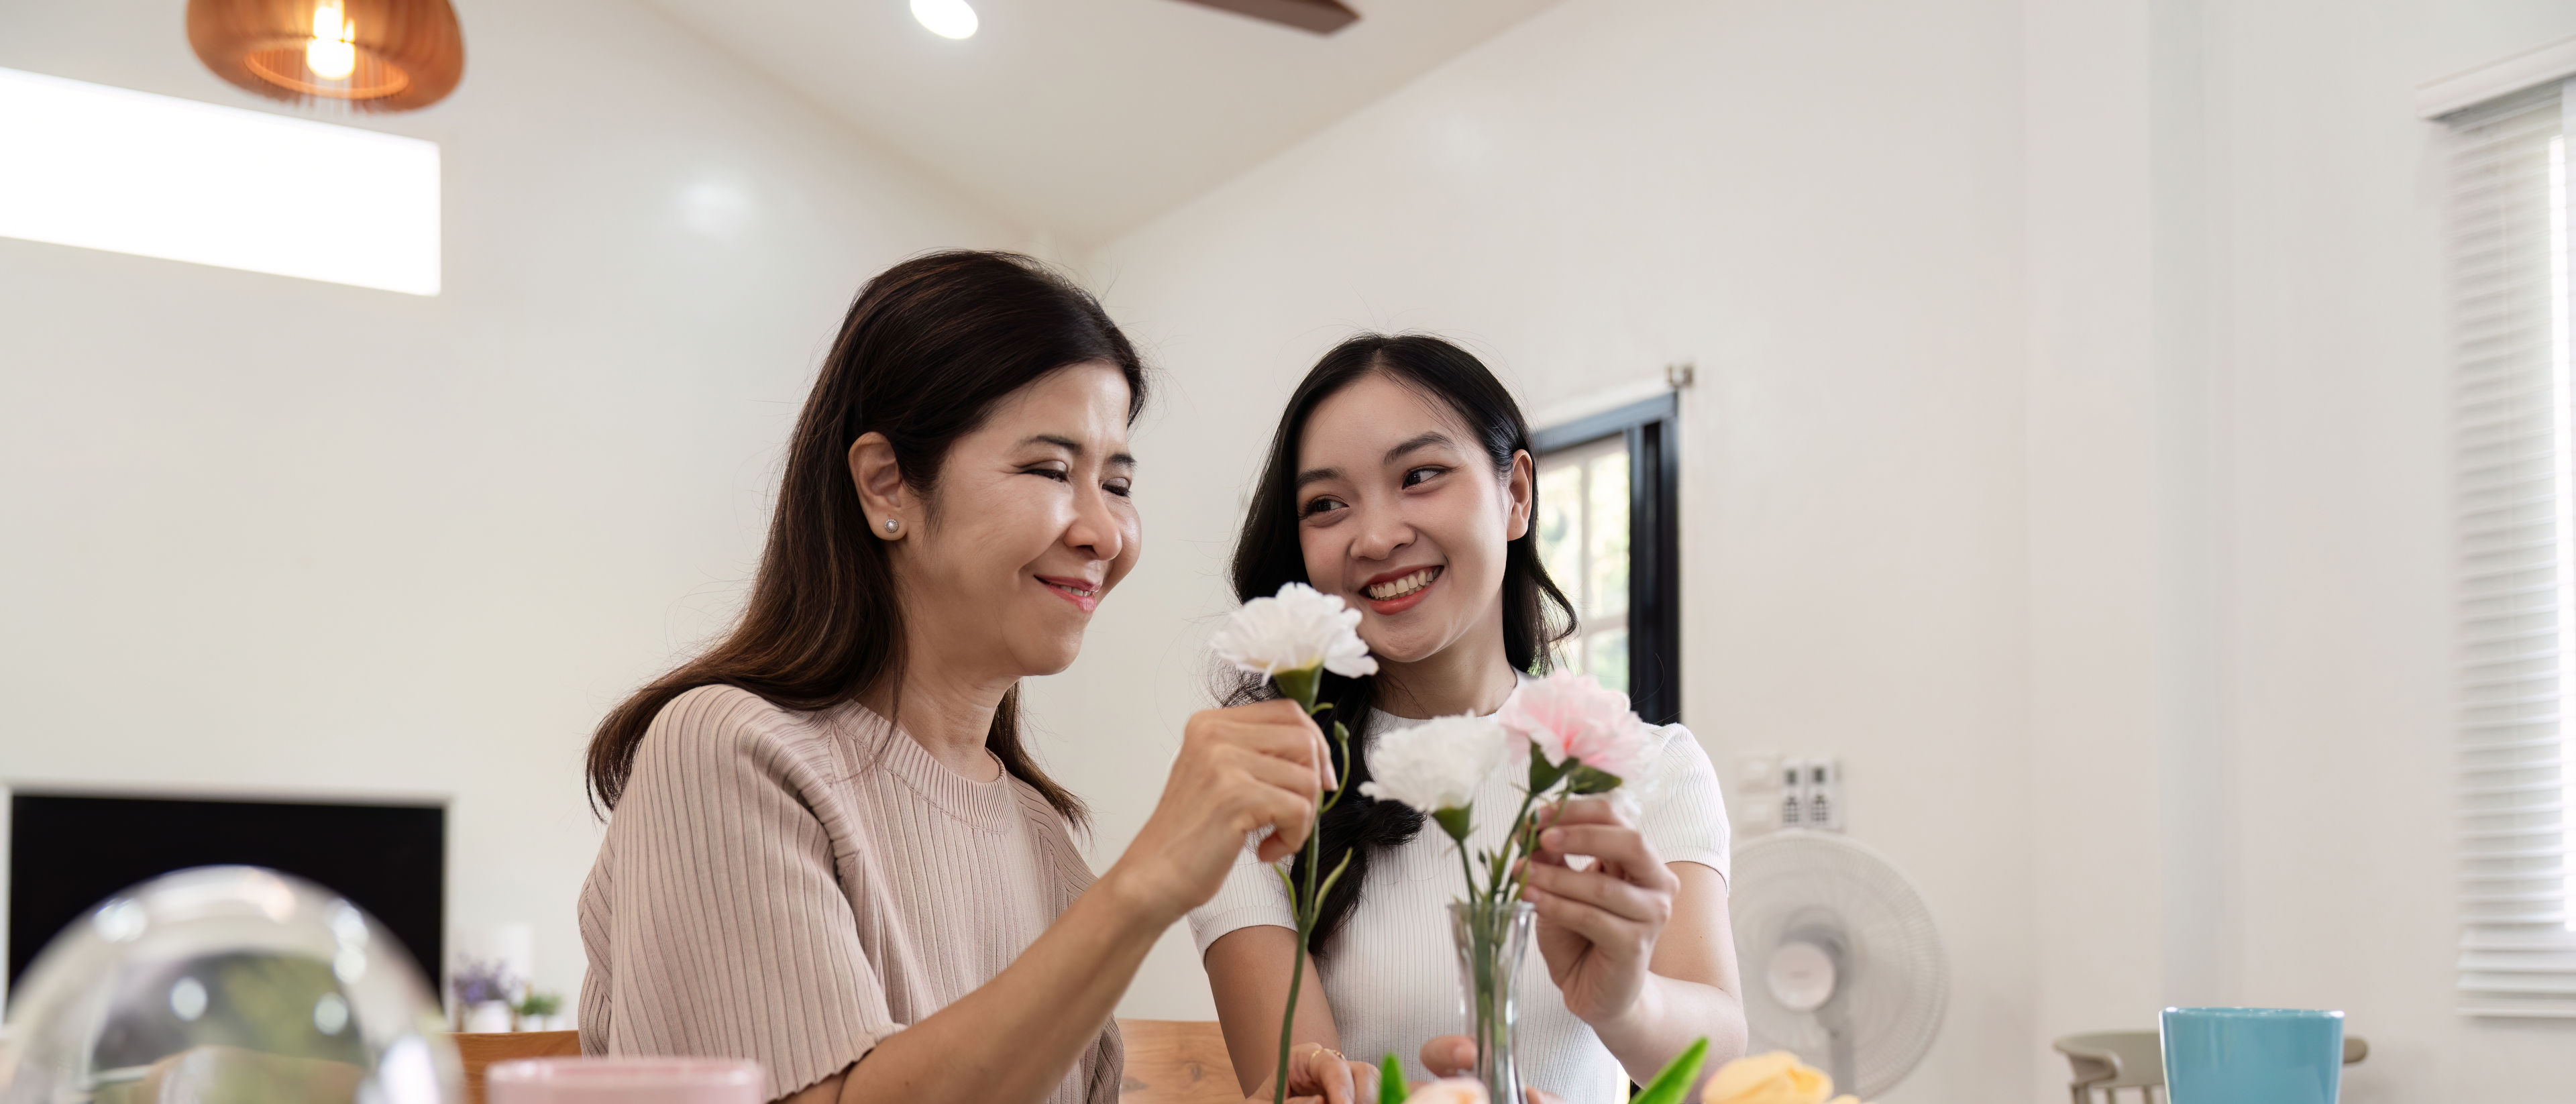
[1532,393,1680,724]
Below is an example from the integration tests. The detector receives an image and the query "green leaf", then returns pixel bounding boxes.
[1432,806,1474,843]
[1567,765,1623,795]
[1378,1054,1407,1104]
[1627,1037,1708,1104]
[1527,749,1568,792]
[1316,847,1356,902]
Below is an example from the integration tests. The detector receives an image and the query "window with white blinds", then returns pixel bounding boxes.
[2450,76,2576,1019]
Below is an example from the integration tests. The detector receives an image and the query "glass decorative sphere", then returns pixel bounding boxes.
[0,865,460,1104]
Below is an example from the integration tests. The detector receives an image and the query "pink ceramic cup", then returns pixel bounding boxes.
[488,1057,765,1104]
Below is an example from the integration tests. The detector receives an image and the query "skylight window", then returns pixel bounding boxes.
[0,66,439,295]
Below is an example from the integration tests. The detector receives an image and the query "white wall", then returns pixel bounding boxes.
[0,0,1018,1005]
[1080,0,2576,1101]
[2209,1,2576,1099]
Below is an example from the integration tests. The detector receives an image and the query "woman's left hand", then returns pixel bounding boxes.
[1519,796,1678,1028]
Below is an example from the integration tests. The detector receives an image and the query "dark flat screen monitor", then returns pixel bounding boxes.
[6,791,445,994]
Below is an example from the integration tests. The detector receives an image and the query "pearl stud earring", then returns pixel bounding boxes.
[883,518,899,533]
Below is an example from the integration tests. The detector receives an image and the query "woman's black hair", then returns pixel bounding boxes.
[1227,333,1578,953]
[588,250,1144,826]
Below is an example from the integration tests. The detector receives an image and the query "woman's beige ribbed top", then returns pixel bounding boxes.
[578,684,1122,1103]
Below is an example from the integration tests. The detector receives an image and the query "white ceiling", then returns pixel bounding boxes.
[641,0,1562,245]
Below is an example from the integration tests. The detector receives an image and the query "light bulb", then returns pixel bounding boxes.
[910,0,978,40]
[306,3,357,80]
[306,38,356,79]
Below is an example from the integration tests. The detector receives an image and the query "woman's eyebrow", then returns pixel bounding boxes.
[1383,431,1454,463]
[1295,433,1454,489]
[1020,433,1137,470]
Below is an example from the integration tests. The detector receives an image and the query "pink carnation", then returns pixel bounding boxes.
[1497,671,1651,781]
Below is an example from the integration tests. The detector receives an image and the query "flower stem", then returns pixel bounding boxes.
[1506,799,1574,902]
[1275,679,1338,1104]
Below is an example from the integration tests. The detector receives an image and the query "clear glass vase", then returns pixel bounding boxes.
[1448,899,1536,1104]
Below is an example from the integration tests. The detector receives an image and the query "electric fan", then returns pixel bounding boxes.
[1729,830,1949,1099]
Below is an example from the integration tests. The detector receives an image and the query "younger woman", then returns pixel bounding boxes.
[1193,336,1748,1103]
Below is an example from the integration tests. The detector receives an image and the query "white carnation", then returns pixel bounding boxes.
[1210,582,1379,679]
[1359,714,1506,814]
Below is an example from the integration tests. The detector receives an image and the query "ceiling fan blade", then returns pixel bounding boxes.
[1169,0,1360,35]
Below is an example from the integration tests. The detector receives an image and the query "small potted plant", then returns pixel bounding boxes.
[449,958,519,1033]
[513,991,564,1032]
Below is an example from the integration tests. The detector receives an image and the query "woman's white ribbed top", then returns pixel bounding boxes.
[1188,708,1729,1104]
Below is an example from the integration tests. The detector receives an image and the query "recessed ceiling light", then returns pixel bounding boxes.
[910,0,978,40]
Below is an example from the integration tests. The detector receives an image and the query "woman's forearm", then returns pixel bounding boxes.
[822,871,1167,1104]
[1587,974,1748,1089]
[1203,925,1341,1094]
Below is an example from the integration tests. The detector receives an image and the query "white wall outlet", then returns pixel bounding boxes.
[1781,757,1845,832]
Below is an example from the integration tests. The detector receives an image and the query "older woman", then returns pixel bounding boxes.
[578,252,1358,1104]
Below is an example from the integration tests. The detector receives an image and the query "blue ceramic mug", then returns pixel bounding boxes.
[2161,1007,2343,1104]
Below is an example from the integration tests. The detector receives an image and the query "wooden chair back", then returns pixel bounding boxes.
[2052,1032,2165,1103]
[452,1030,584,1104]
[1117,1019,1241,1104]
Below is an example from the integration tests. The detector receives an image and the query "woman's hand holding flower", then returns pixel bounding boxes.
[1521,795,1680,1029]
[1109,699,1332,924]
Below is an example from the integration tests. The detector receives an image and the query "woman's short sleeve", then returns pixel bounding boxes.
[1635,724,1731,886]
[579,686,899,1101]
[1186,838,1297,956]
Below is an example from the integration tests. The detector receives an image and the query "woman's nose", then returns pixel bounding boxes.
[1065,486,1126,562]
[1350,504,1411,561]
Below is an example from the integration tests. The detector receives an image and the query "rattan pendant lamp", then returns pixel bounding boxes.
[188,0,464,111]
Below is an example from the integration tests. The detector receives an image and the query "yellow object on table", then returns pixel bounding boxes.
[1701,1051,1866,1104]
[1400,1079,1490,1104]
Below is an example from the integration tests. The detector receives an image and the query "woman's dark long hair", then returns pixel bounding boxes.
[586,250,1146,825]
[1229,334,1577,952]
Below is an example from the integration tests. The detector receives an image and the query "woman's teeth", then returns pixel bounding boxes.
[1046,581,1096,598]
[1366,567,1440,601]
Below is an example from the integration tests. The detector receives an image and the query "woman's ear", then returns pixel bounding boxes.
[848,432,912,539]
[1504,449,1534,541]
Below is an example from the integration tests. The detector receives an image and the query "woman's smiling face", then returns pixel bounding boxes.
[893,362,1141,677]
[1292,372,1532,665]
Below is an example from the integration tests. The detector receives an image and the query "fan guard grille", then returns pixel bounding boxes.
[1729,830,1947,1098]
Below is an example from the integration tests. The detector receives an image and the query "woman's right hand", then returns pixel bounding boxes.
[1246,1043,1379,1104]
[1106,698,1333,924]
